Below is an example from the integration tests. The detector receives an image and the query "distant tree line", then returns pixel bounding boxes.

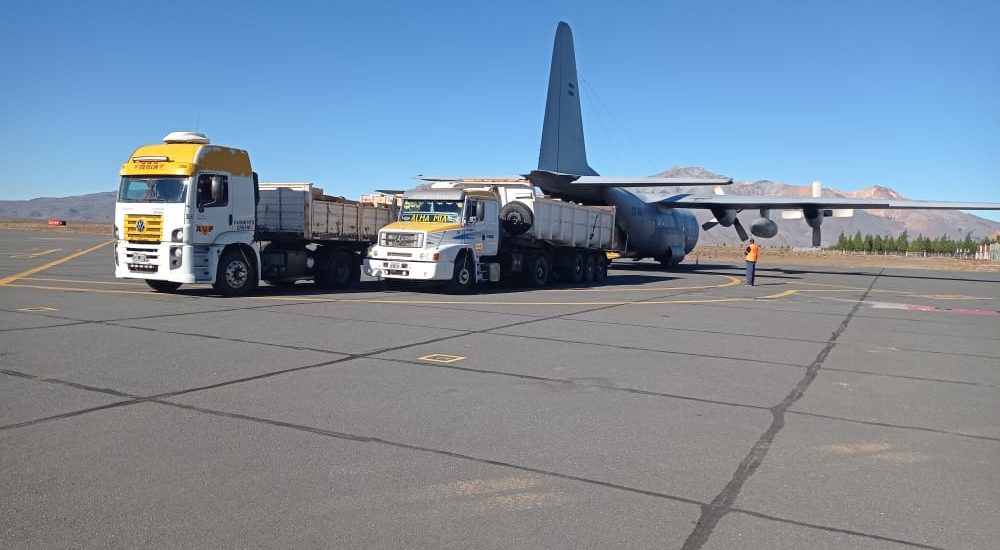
[829,231,987,255]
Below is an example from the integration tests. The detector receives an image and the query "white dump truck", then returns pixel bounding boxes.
[363,182,615,292]
[115,132,396,296]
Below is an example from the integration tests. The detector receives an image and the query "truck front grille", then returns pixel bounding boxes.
[380,232,422,248]
[124,214,163,243]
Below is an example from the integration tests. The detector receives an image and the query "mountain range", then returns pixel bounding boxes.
[2,170,998,247]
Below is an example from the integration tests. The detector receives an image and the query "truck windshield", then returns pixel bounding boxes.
[400,199,462,223]
[118,177,187,203]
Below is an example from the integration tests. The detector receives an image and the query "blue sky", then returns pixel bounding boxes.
[1,0,998,220]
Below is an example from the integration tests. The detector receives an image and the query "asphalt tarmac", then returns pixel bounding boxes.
[1,230,998,550]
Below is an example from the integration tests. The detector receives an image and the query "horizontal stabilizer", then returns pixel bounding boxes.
[415,175,528,183]
[570,175,733,187]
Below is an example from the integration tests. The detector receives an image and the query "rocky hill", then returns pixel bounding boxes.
[0,191,116,222]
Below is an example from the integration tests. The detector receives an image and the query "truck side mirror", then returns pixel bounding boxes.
[476,201,485,222]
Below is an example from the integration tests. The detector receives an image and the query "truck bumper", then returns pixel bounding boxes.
[114,241,198,284]
[364,258,454,281]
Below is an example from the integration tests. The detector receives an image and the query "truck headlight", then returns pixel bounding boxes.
[171,229,183,242]
[170,246,183,269]
[114,225,119,239]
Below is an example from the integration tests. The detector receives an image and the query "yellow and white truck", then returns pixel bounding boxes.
[115,132,395,296]
[363,181,615,292]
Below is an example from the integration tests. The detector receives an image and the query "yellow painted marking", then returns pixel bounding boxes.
[543,276,741,292]
[418,354,466,364]
[4,284,156,296]
[9,248,62,259]
[0,241,113,286]
[17,306,58,312]
[23,276,148,286]
[758,289,797,299]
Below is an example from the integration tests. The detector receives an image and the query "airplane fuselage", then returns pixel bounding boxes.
[602,188,699,265]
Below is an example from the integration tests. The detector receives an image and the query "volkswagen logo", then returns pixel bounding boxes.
[136,219,146,232]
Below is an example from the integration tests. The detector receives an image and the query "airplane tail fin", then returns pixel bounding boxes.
[538,21,597,177]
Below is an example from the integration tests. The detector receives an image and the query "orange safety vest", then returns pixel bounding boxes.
[745,243,760,262]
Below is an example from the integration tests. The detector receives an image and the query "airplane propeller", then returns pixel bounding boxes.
[702,214,749,241]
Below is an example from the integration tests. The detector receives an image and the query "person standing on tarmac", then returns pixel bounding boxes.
[745,238,760,286]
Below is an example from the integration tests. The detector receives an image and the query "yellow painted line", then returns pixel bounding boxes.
[22,276,148,286]
[9,248,62,259]
[418,354,466,364]
[0,241,113,286]
[543,275,742,292]
[759,289,798,299]
[3,284,156,296]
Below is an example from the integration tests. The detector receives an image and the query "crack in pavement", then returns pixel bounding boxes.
[680,269,883,550]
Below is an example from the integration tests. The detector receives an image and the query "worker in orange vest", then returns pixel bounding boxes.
[745,238,760,286]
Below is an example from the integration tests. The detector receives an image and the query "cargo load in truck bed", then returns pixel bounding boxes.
[257,183,396,241]
[512,196,615,250]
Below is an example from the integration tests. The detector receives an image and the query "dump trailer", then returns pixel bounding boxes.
[114,132,395,296]
[363,182,615,292]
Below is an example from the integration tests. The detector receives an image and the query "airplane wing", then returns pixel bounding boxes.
[651,194,1000,210]
[651,193,1000,246]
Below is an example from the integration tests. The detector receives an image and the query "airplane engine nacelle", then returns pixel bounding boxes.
[710,207,739,227]
[750,217,778,238]
[803,206,824,229]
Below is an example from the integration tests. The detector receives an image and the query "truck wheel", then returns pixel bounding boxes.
[594,253,608,281]
[213,248,258,297]
[146,280,182,292]
[315,249,355,289]
[500,201,533,235]
[522,253,550,288]
[583,254,596,283]
[445,252,476,294]
[565,251,585,284]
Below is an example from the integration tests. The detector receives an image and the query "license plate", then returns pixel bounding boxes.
[387,261,406,269]
[133,253,148,263]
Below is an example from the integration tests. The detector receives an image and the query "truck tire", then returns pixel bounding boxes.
[445,252,476,294]
[563,251,585,284]
[522,252,550,288]
[583,253,596,283]
[146,280,182,292]
[213,248,258,297]
[594,253,608,281]
[315,249,355,289]
[500,201,533,235]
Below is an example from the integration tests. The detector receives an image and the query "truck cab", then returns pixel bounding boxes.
[115,132,259,295]
[364,188,500,292]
